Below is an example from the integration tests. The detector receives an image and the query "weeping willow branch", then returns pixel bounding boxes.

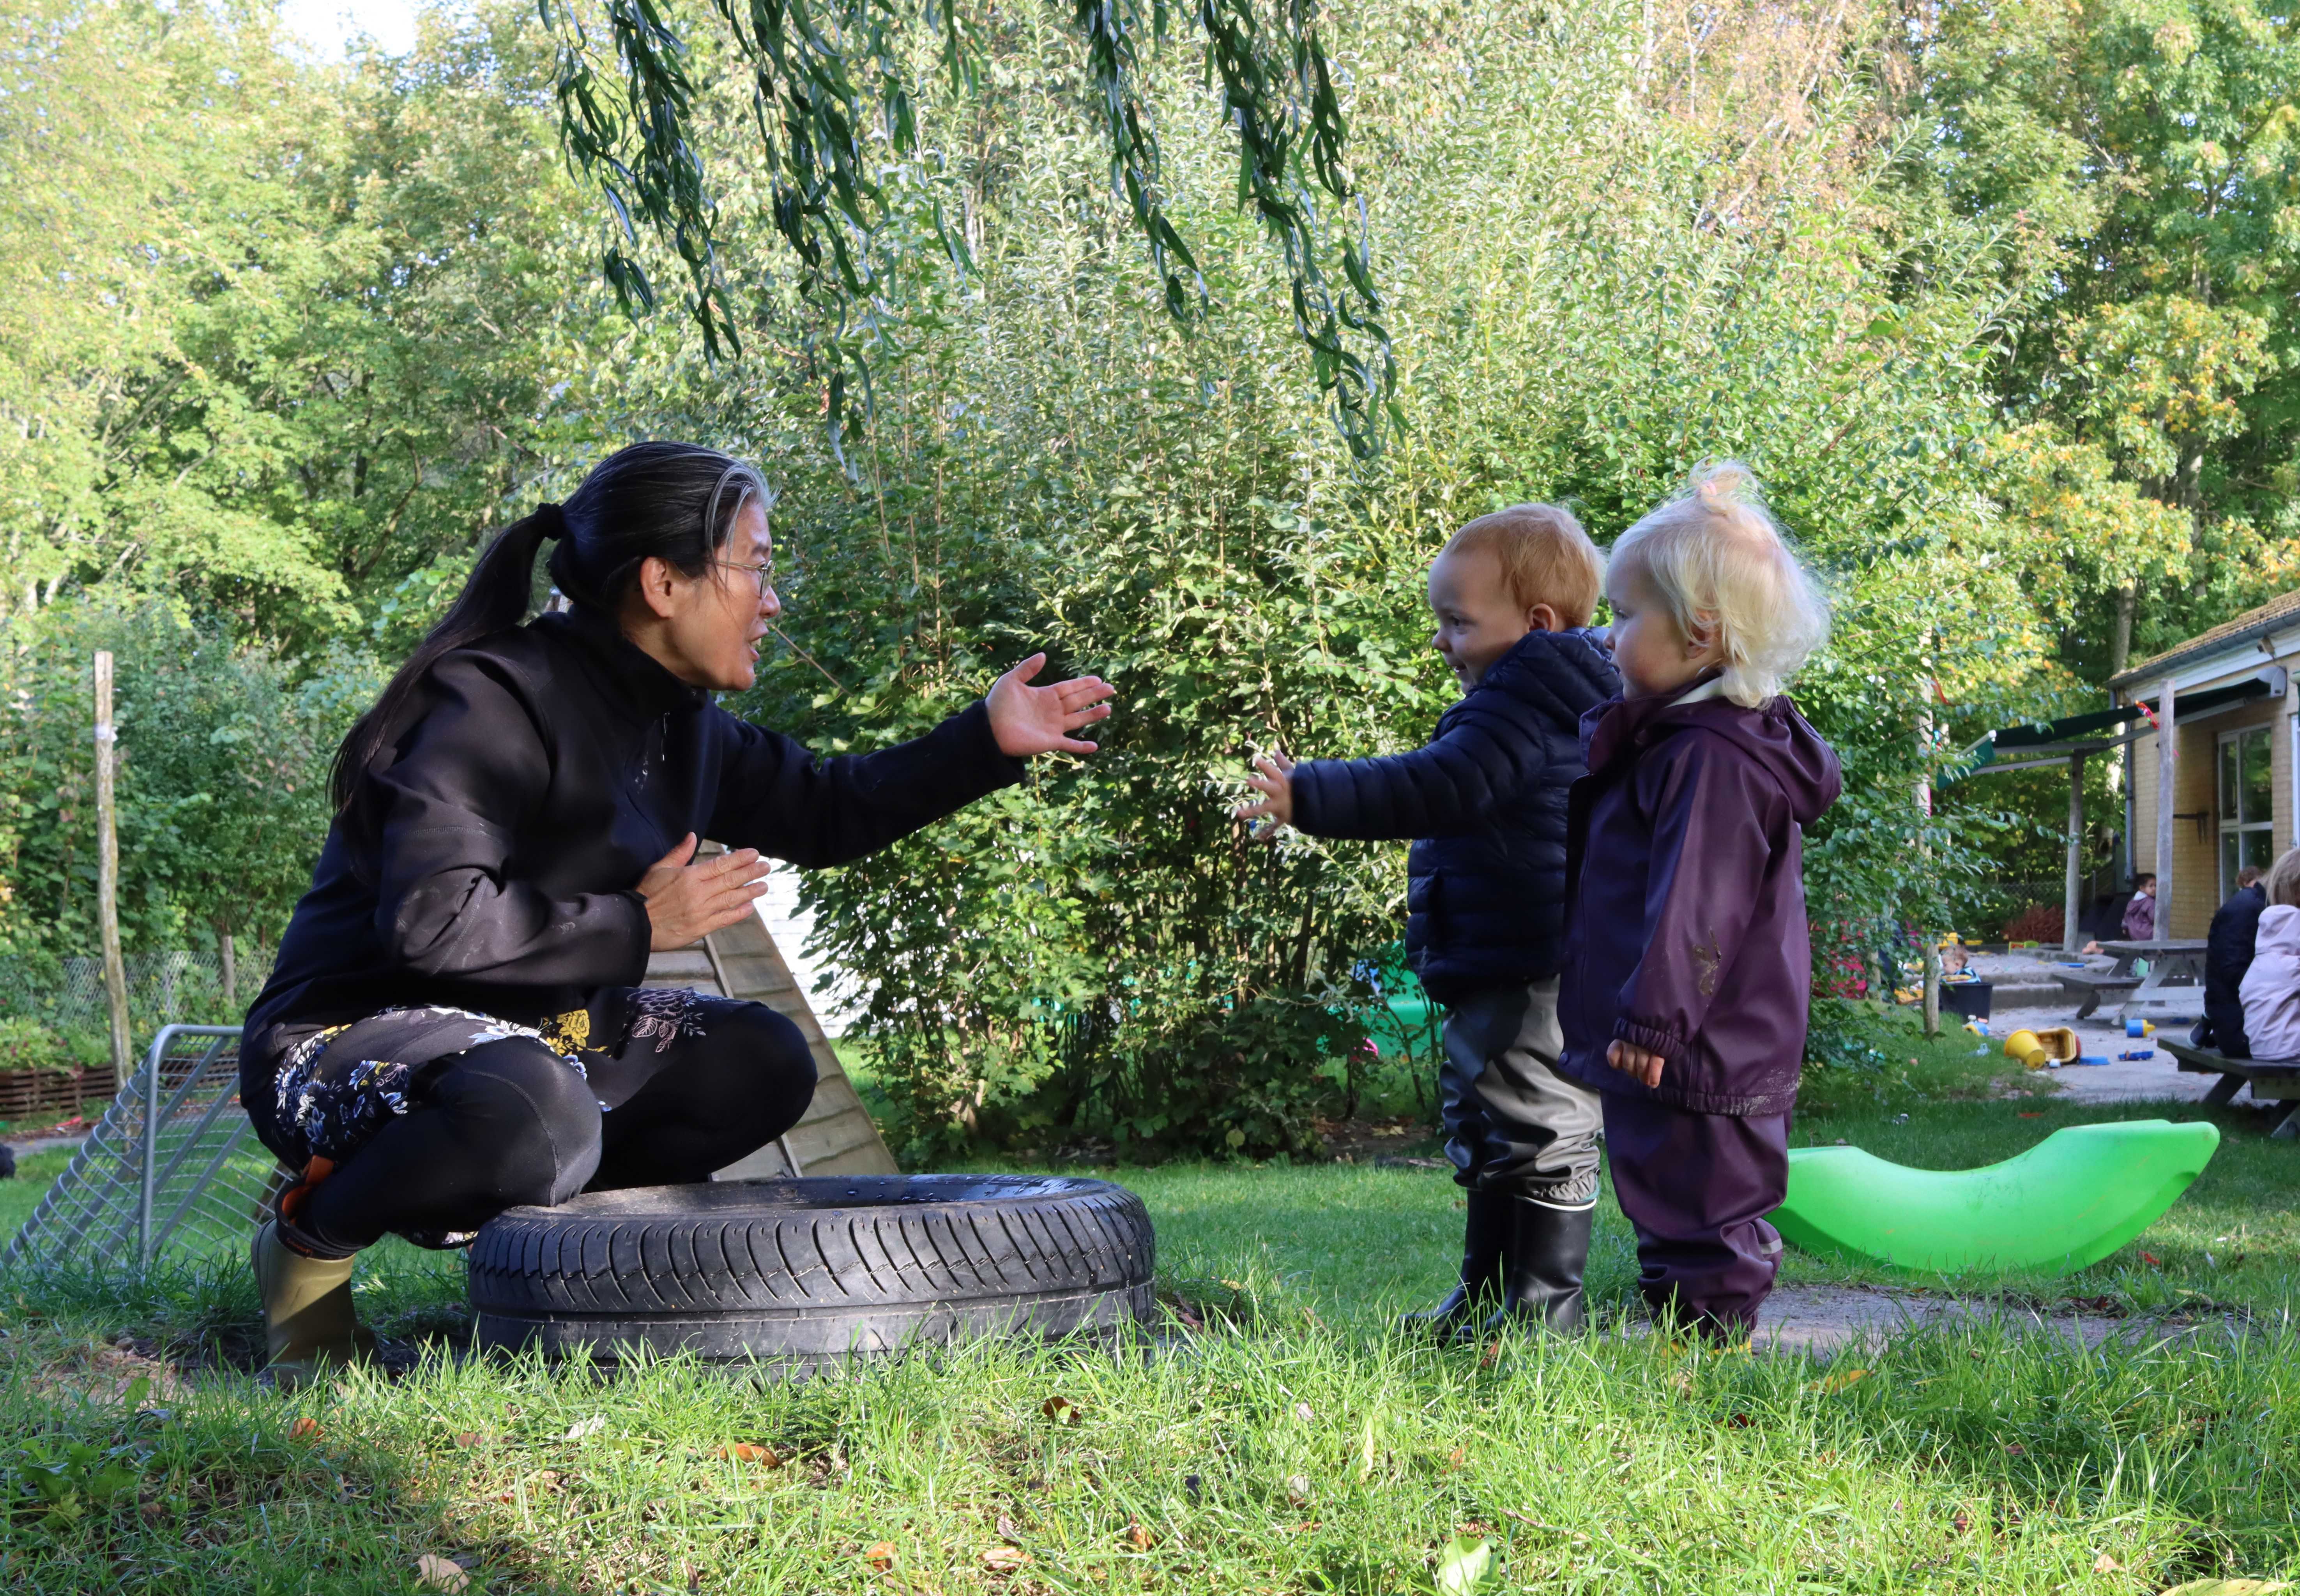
[537,0,1396,459]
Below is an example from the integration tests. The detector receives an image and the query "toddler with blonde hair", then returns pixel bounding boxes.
[1557,462,1840,1339]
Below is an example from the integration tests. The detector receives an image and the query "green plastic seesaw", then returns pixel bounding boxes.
[1769,1119,2220,1275]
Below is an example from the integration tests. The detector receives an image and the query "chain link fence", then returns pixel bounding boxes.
[3,948,274,1034]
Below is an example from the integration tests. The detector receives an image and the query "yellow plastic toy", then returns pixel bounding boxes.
[2004,1026,2080,1070]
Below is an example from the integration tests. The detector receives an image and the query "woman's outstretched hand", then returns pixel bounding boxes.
[637,833,772,949]
[987,654,1116,756]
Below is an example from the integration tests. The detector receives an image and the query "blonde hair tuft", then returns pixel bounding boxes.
[1609,461,1830,706]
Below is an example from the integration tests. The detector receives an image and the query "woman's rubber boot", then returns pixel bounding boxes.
[1398,1188,1506,1343]
[1483,1198,1593,1335]
[251,1220,372,1389]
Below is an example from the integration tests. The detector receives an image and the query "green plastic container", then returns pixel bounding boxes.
[1770,1119,2220,1275]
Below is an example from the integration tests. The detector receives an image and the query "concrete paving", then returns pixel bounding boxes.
[3,1132,91,1157]
[1748,1284,2217,1354]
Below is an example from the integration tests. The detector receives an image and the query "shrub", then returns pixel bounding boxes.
[0,1017,104,1075]
[1803,998,1905,1073]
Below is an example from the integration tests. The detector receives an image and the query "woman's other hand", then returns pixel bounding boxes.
[987,654,1116,756]
[638,833,773,949]
[1232,751,1297,839]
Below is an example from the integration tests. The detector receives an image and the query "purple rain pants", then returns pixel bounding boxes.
[1599,1092,1790,1337]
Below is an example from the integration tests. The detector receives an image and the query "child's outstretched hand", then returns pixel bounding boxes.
[987,654,1116,756]
[1606,1039,1665,1089]
[1233,751,1297,840]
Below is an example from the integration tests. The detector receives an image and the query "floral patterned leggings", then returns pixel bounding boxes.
[250,987,816,1256]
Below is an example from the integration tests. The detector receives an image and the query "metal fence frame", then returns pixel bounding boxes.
[4,1025,287,1273]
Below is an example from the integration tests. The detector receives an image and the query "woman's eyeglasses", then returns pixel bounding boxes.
[715,560,776,591]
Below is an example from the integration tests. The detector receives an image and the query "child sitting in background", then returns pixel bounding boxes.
[1559,463,1839,1341]
[2239,849,2300,1061]
[1235,505,1620,1336]
[2122,874,2159,941]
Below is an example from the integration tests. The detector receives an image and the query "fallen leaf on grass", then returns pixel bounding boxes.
[863,1542,896,1571]
[452,1432,487,1449]
[1292,1402,1315,1422]
[563,1415,606,1442]
[1435,1535,1492,1596]
[1950,1510,1972,1535]
[1723,1412,1754,1430]
[415,1554,470,1592]
[981,1547,1030,1573]
[2143,1252,2163,1267]
[287,1417,322,1441]
[2004,1442,2026,1457]
[1124,1524,1155,1550]
[1805,1368,1869,1395]
[1041,1395,1081,1426]
[716,1441,782,1467]
[1478,1341,1503,1368]
[1284,1474,1312,1505]
[1446,1446,1466,1469]
[2095,1554,2121,1573]
[2160,1582,2294,1595]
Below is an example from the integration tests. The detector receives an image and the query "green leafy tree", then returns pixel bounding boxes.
[1892,0,2300,676]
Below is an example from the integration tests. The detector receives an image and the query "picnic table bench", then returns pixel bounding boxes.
[2088,939,2208,1025]
[2159,1039,2300,1141]
[2048,967,2144,1020]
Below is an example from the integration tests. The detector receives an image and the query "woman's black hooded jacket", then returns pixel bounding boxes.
[243,607,1023,1070]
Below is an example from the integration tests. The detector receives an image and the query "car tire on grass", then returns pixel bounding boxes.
[466,1175,1156,1366]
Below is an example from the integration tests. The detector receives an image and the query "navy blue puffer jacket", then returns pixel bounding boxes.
[1289,628,1620,1002]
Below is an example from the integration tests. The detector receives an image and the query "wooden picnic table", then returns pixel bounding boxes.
[2158,1039,2300,1141]
[2097,938,2210,1024]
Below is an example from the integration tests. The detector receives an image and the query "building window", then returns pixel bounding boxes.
[2220,725,2274,894]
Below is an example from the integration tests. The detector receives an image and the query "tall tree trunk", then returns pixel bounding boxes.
[2110,583,2136,680]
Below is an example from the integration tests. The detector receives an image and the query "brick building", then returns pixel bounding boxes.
[2114,591,2298,939]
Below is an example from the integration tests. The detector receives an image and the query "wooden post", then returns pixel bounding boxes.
[2063,750,2088,953]
[94,651,131,1079]
[2154,677,2177,939]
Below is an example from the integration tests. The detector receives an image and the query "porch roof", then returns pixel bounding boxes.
[1941,670,2285,782]
[2108,589,2300,692]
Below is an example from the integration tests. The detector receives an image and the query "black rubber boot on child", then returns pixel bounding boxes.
[1399,1187,1507,1342]
[1483,1198,1593,1335]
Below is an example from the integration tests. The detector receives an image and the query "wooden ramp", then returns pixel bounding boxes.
[641,892,898,1180]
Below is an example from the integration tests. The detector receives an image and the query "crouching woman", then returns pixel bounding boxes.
[241,441,1113,1382]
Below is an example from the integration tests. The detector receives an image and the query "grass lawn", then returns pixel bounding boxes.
[1,1034,2296,1592]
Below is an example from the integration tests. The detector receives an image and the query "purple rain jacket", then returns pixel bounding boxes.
[1557,681,1842,1116]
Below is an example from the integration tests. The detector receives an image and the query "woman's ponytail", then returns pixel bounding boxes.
[329,441,767,819]
[327,503,564,812]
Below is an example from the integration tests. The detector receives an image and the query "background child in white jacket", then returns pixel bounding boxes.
[2238,848,2300,1061]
